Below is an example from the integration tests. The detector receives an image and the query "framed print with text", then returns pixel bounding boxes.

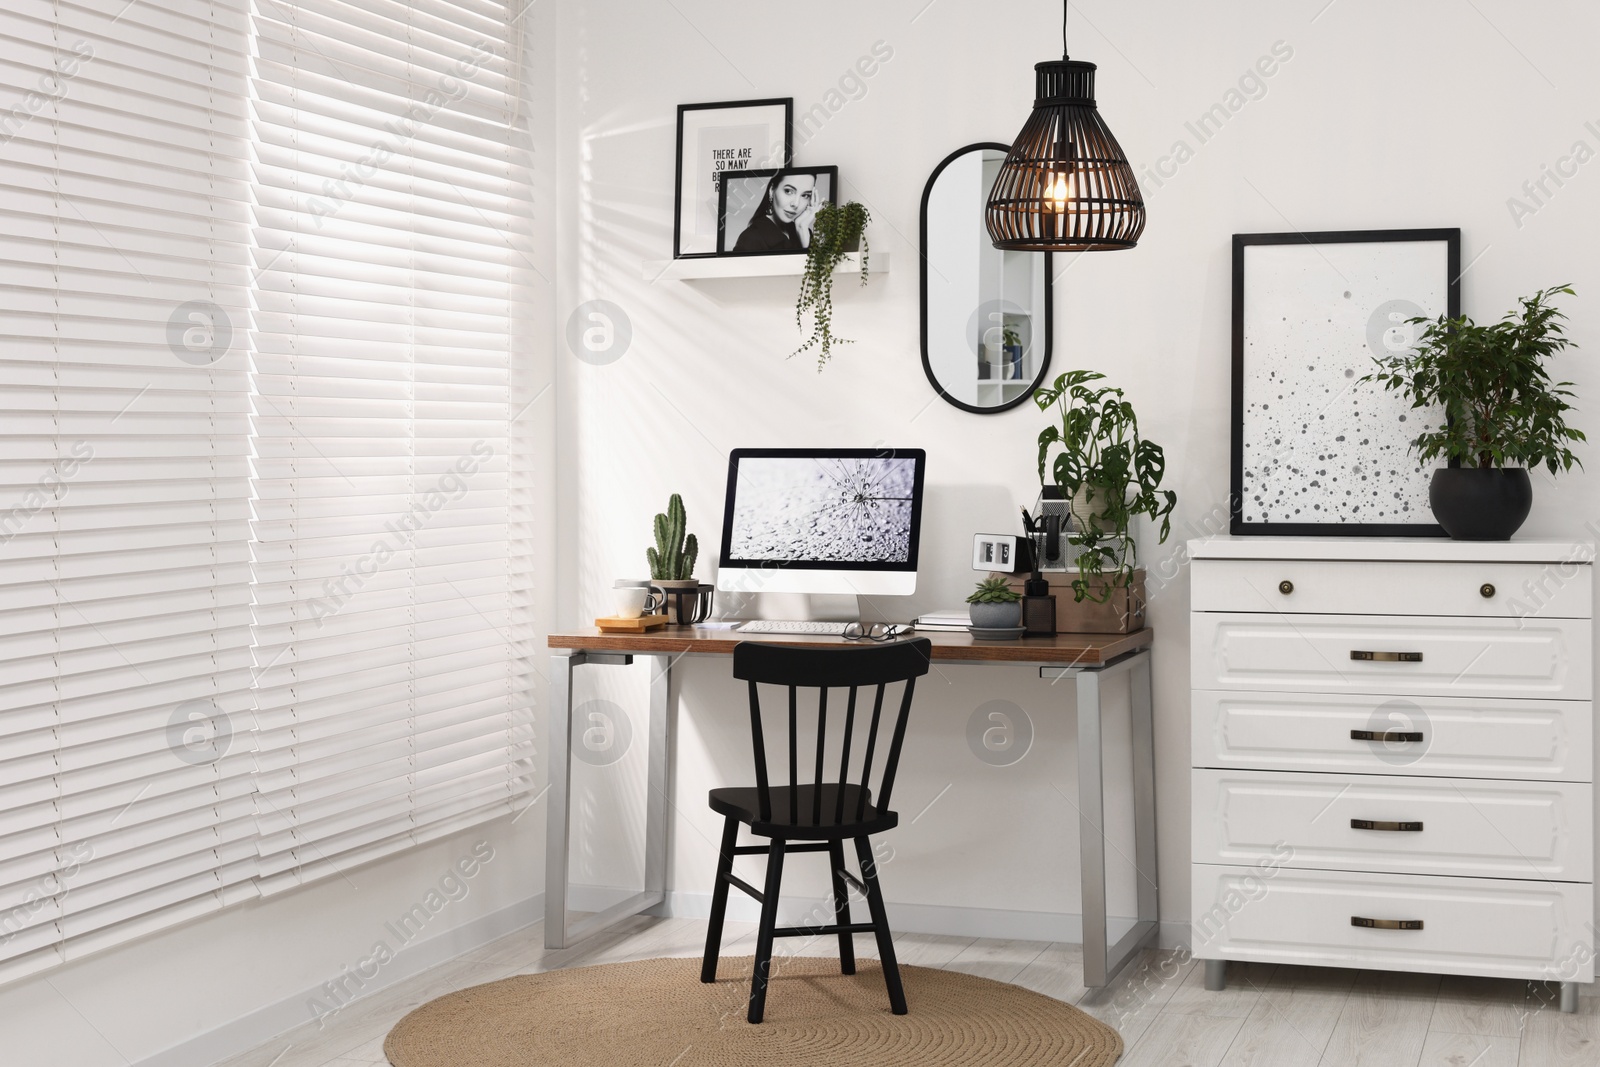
[674,99,793,258]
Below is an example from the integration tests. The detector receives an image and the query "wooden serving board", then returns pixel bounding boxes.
[595,614,669,633]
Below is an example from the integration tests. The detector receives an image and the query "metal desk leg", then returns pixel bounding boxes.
[642,653,672,905]
[544,650,581,948]
[545,649,672,950]
[1078,650,1160,990]
[1076,669,1108,985]
[1130,651,1160,950]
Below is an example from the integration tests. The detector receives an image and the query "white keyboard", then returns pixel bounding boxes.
[736,620,853,635]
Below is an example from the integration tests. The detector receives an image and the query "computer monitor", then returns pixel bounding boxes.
[716,448,926,597]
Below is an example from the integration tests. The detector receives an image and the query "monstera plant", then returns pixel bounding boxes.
[1035,370,1176,603]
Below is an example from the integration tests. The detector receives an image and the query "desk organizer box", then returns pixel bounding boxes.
[991,569,1146,634]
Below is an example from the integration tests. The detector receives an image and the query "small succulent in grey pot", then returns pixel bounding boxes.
[966,577,1022,628]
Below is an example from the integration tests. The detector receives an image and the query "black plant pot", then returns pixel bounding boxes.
[1428,468,1532,541]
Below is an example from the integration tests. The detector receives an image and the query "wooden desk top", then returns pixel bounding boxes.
[548,626,1152,666]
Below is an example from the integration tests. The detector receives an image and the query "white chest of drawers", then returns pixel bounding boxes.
[1189,537,1596,1011]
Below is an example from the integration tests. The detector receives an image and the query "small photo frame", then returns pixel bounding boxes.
[674,99,793,259]
[716,166,837,256]
[1231,227,1461,536]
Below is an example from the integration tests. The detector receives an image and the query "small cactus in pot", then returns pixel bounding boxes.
[966,576,1022,629]
[647,493,699,586]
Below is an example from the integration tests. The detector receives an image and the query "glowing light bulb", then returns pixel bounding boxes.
[1046,170,1072,213]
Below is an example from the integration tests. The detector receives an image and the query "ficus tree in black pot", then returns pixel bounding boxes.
[1363,284,1584,540]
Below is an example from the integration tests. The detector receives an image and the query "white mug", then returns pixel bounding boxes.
[613,585,662,619]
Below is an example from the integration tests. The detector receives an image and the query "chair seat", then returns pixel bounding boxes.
[708,784,899,840]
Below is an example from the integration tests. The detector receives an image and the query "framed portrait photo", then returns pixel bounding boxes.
[674,99,793,259]
[716,166,837,256]
[1230,227,1461,536]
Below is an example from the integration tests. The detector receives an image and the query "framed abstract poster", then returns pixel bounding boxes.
[1230,228,1460,535]
[674,99,793,258]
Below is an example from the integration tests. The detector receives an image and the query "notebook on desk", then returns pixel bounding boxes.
[911,609,973,632]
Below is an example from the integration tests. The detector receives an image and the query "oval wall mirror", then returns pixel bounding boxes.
[920,143,1054,414]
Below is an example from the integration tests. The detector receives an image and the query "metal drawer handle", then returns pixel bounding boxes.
[1352,916,1423,931]
[1278,580,1294,595]
[1350,650,1423,662]
[1351,818,1424,832]
[1480,583,1496,599]
[1351,729,1424,743]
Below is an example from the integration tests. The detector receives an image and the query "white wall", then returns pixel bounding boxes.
[553,0,1600,941]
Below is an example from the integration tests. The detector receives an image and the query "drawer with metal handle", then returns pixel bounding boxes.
[1191,769,1592,880]
[1348,728,1424,743]
[1349,650,1423,662]
[1192,690,1592,781]
[1190,558,1592,619]
[1190,612,1591,700]
[1350,916,1423,930]
[1349,819,1423,833]
[1190,865,1594,982]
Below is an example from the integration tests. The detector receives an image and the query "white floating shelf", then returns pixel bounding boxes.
[643,251,886,281]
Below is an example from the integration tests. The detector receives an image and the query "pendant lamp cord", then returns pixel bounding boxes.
[1062,0,1069,59]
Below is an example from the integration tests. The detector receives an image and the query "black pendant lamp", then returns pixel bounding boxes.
[985,1,1145,252]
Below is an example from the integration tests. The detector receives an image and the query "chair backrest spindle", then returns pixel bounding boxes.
[813,688,828,825]
[874,678,917,813]
[834,686,858,824]
[747,679,771,822]
[787,685,798,812]
[856,684,887,822]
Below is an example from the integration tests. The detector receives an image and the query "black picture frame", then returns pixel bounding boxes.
[715,165,838,256]
[674,98,793,259]
[1230,227,1461,536]
[919,142,1054,416]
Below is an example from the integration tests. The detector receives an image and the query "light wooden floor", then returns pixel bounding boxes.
[213,916,1599,1067]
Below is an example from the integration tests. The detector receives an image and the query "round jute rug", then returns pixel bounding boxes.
[383,955,1122,1066]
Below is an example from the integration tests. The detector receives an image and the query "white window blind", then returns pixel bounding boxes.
[0,0,258,983]
[247,0,535,892]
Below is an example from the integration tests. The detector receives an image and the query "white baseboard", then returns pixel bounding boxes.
[133,893,543,1067]
[659,889,1191,951]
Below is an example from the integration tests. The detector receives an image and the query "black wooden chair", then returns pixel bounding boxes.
[700,638,932,1023]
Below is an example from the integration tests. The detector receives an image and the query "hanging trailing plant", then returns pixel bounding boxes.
[792,201,869,370]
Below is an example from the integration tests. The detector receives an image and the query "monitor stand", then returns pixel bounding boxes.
[756,592,860,623]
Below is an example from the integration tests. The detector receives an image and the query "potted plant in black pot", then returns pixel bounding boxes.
[1364,284,1584,540]
[646,493,711,623]
[1035,370,1176,622]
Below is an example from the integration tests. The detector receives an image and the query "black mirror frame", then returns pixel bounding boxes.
[919,142,1054,416]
